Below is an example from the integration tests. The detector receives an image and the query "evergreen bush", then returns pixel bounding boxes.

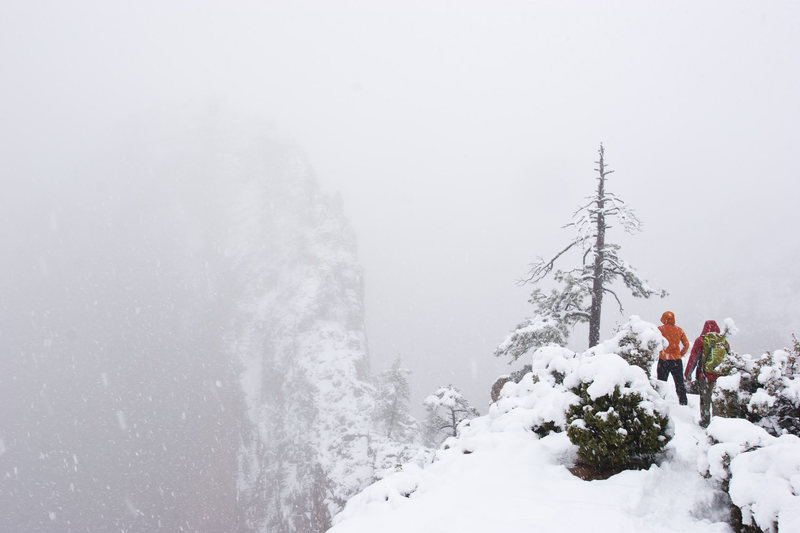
[587,316,666,378]
[566,382,671,470]
[713,337,800,437]
[614,318,665,378]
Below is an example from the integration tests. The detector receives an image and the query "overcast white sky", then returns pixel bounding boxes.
[2,1,799,410]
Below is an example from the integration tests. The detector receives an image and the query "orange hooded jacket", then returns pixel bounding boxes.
[658,311,689,360]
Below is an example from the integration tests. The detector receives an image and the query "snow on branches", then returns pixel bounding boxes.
[713,337,800,437]
[423,385,480,447]
[518,144,665,348]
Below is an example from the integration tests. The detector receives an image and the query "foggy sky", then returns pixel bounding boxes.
[2,0,799,411]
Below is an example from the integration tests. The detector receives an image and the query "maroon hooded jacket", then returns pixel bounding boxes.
[684,320,721,382]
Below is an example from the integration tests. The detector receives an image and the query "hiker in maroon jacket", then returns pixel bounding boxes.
[684,320,723,427]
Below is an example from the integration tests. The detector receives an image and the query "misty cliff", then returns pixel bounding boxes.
[0,116,381,533]
[224,142,376,532]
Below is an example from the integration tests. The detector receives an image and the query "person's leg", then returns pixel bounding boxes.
[698,378,712,427]
[656,359,669,381]
[709,380,716,419]
[670,360,688,405]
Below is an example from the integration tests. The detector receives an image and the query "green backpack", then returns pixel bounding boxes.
[702,332,730,375]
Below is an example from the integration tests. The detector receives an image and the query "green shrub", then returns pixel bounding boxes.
[566,383,671,470]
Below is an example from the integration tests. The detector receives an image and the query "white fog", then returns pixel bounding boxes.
[1,2,799,532]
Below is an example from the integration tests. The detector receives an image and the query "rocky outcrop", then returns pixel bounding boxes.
[490,365,532,403]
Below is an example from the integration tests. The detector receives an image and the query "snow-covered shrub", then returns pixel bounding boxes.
[564,353,672,470]
[712,351,754,420]
[331,462,427,526]
[713,337,800,436]
[589,315,666,378]
[766,337,800,436]
[494,342,673,472]
[489,346,581,438]
[367,436,425,480]
[701,418,800,533]
[566,385,670,470]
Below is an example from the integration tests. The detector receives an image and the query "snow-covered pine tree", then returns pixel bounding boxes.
[520,144,666,348]
[373,357,418,443]
[423,385,479,447]
[368,357,421,474]
[494,284,577,363]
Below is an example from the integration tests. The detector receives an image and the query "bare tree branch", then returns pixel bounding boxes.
[519,240,581,284]
[604,287,624,313]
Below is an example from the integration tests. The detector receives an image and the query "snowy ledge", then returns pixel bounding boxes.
[331,319,739,533]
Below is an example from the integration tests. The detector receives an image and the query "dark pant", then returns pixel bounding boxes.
[657,359,687,405]
[697,377,715,427]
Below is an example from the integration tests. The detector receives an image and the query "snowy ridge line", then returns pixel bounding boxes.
[328,317,800,533]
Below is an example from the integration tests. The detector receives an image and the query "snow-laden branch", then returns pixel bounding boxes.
[511,144,666,348]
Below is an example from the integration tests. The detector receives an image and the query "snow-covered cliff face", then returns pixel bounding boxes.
[0,116,382,533]
[224,145,376,532]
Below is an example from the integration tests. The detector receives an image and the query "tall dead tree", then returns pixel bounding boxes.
[588,145,610,346]
[516,144,666,349]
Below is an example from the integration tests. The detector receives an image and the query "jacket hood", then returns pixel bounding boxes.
[660,311,675,326]
[701,320,721,335]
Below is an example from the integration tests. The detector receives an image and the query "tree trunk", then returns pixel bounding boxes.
[589,145,607,347]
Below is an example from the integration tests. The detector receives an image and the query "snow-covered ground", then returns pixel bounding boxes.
[330,387,731,533]
[330,316,800,533]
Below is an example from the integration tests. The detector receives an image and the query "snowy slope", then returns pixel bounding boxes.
[331,396,731,533]
[331,320,800,533]
[329,328,746,533]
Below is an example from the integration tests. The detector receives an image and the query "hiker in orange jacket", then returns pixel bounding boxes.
[657,311,690,405]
